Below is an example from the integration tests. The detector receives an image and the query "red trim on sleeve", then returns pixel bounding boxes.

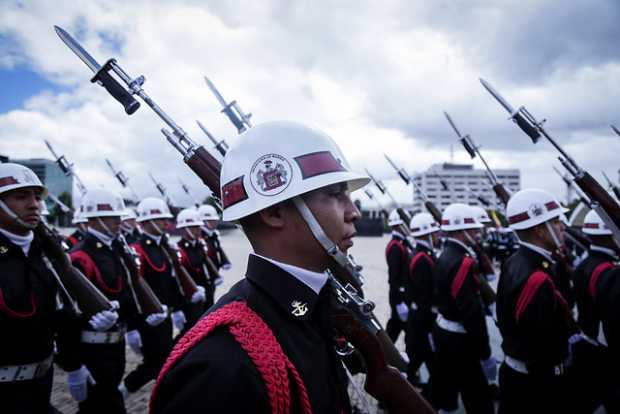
[515,271,551,322]
[451,256,474,299]
[589,262,615,301]
[0,289,36,318]
[408,251,433,281]
[67,235,78,248]
[70,250,123,294]
[385,239,406,259]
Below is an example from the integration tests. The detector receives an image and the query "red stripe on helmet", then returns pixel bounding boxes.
[0,176,19,187]
[294,151,345,179]
[97,204,113,211]
[545,201,559,211]
[583,223,599,229]
[508,212,530,224]
[464,218,475,224]
[150,209,162,215]
[222,176,248,208]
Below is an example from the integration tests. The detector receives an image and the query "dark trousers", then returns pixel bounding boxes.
[498,362,571,414]
[432,325,494,414]
[405,310,437,404]
[567,341,616,413]
[386,291,407,343]
[1,366,54,414]
[78,341,127,414]
[124,318,173,392]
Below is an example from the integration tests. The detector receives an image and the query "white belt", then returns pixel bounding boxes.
[0,354,53,382]
[504,356,565,376]
[410,302,418,311]
[81,328,125,344]
[435,314,467,334]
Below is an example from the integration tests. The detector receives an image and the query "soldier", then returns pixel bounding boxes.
[68,188,146,414]
[176,208,217,327]
[385,209,411,342]
[120,209,141,244]
[197,204,231,272]
[119,197,187,397]
[150,121,371,413]
[0,163,118,413]
[496,189,583,413]
[431,203,495,414]
[405,212,440,399]
[67,210,88,249]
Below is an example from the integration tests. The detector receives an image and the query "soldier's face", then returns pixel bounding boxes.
[206,220,218,230]
[89,216,122,236]
[185,226,202,239]
[0,188,42,233]
[303,182,361,253]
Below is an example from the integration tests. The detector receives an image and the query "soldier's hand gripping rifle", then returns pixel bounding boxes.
[105,158,140,201]
[602,171,620,201]
[44,139,87,196]
[55,27,432,409]
[444,111,512,207]
[204,76,252,134]
[481,78,620,246]
[196,120,229,157]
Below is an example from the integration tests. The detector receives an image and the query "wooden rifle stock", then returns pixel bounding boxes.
[185,146,221,196]
[574,171,620,230]
[493,183,511,207]
[161,237,200,299]
[34,223,112,318]
[425,200,442,224]
[114,239,164,315]
[198,239,222,283]
[472,243,497,306]
[564,227,591,250]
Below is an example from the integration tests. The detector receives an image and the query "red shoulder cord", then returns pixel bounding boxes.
[132,242,167,272]
[0,288,36,318]
[70,250,123,294]
[589,262,616,301]
[150,301,313,414]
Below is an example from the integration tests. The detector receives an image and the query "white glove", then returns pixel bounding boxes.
[396,302,409,322]
[484,273,496,282]
[145,304,168,327]
[110,300,120,310]
[172,310,187,331]
[191,286,206,304]
[480,356,498,382]
[67,365,95,402]
[485,302,497,319]
[428,333,436,353]
[222,263,231,271]
[213,276,224,286]
[126,329,142,355]
[88,309,119,332]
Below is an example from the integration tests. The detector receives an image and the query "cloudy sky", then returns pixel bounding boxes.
[1,0,619,208]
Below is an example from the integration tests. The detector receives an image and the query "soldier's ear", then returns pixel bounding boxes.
[256,203,286,229]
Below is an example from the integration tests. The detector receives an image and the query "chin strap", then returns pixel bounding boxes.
[95,217,116,239]
[544,221,562,250]
[292,196,364,286]
[183,227,196,241]
[0,199,37,230]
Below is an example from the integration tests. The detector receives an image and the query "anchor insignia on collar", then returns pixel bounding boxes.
[291,300,308,317]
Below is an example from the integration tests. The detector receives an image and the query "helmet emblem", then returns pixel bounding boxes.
[250,154,292,196]
[291,300,308,317]
[529,203,544,217]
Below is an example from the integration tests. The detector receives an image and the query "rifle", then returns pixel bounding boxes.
[105,158,140,201]
[178,177,200,207]
[443,111,512,207]
[204,76,252,134]
[44,140,87,196]
[481,78,620,246]
[196,120,229,157]
[602,171,620,201]
[148,172,176,208]
[552,166,592,208]
[160,235,200,300]
[47,193,72,214]
[56,27,434,409]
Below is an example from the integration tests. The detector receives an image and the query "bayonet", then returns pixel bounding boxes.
[105,158,140,201]
[44,140,87,195]
[611,124,620,137]
[48,193,72,214]
[204,76,252,134]
[196,120,229,157]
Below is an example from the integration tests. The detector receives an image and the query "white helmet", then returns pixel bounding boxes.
[71,211,87,224]
[582,209,612,236]
[0,163,46,196]
[136,197,173,222]
[219,121,369,221]
[121,209,137,221]
[388,209,404,226]
[470,205,492,224]
[197,204,220,221]
[441,203,484,231]
[507,189,564,230]
[409,212,439,237]
[176,208,203,228]
[81,188,126,218]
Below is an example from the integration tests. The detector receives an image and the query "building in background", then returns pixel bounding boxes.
[412,162,520,212]
[11,158,73,200]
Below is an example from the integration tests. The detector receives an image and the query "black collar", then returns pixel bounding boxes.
[517,245,555,272]
[245,254,321,322]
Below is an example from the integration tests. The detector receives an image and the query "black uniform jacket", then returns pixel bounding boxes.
[573,247,618,339]
[151,254,351,414]
[408,242,436,328]
[595,266,620,366]
[433,239,491,359]
[0,232,80,370]
[122,228,141,245]
[497,245,573,374]
[131,234,185,310]
[385,233,409,304]
[177,238,215,288]
[69,233,140,330]
[201,229,230,270]
[66,230,84,250]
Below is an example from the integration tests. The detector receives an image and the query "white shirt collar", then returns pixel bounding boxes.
[87,228,114,247]
[0,228,34,255]
[589,245,619,260]
[202,226,215,236]
[391,231,404,240]
[253,253,328,294]
[519,241,555,263]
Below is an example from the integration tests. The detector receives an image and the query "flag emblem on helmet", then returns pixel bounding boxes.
[250,154,292,196]
[529,203,544,217]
